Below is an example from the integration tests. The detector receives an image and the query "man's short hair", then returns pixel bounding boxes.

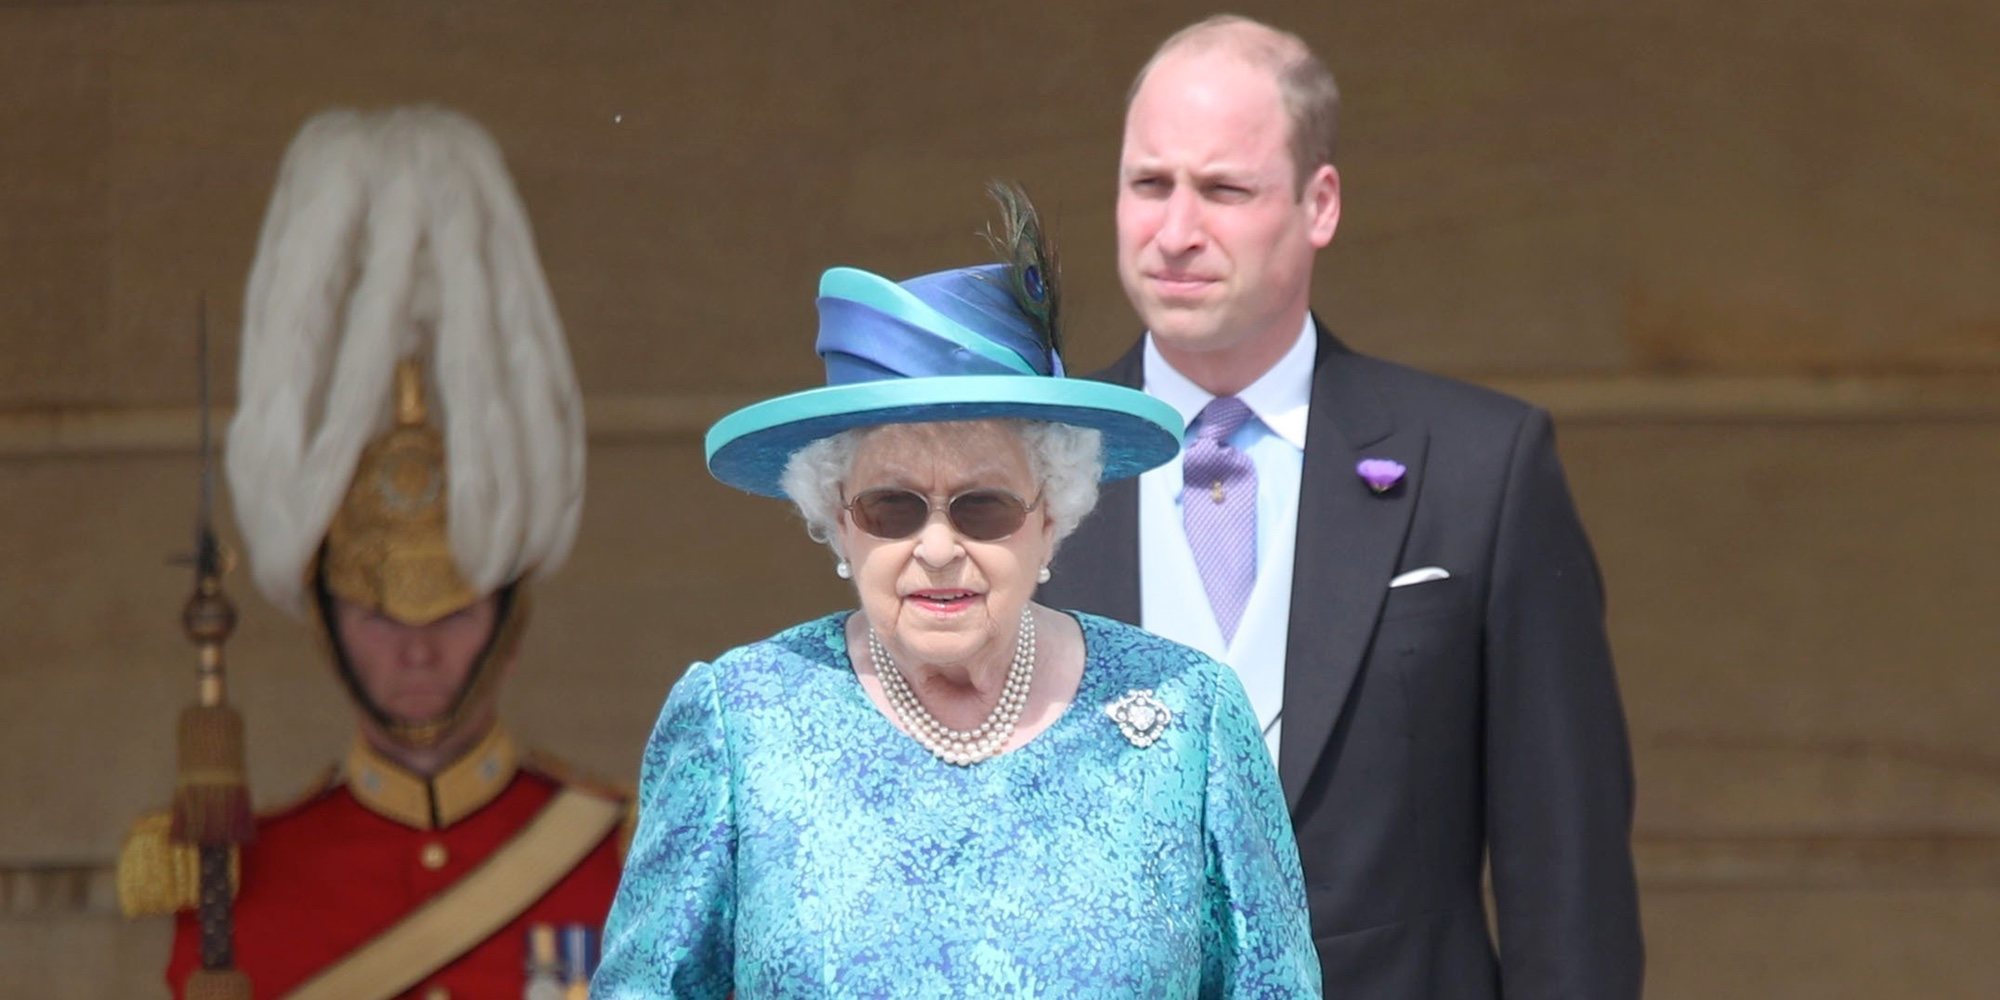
[1128,15,1340,197]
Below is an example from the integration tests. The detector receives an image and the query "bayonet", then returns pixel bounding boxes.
[170,293,254,998]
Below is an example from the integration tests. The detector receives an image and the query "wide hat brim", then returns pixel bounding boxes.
[705,375,1184,498]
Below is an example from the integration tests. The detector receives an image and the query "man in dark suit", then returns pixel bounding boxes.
[1041,15,1644,998]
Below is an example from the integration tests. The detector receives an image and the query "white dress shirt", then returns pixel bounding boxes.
[1138,316,1315,764]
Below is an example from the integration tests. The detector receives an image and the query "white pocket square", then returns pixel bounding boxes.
[1389,566,1451,588]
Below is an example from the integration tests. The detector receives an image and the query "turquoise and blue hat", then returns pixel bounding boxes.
[705,262,1184,498]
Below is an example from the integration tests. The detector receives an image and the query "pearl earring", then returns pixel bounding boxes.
[1037,565,1052,584]
[835,560,852,579]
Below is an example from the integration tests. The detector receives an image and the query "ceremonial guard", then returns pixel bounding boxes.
[119,107,623,1000]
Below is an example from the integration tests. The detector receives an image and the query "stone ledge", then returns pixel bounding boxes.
[0,861,120,918]
[1637,833,2000,891]
[10,832,1998,915]
[4,374,1999,458]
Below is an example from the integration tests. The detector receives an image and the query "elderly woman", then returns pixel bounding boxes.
[595,189,1318,998]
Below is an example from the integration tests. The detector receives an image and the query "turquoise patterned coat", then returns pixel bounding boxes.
[594,612,1320,998]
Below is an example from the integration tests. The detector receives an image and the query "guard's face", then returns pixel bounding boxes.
[333,595,499,724]
[836,421,1054,676]
[1117,50,1339,369]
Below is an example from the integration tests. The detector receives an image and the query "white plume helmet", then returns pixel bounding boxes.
[226,106,585,617]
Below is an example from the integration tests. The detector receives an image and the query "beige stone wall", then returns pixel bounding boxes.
[3,1,1995,996]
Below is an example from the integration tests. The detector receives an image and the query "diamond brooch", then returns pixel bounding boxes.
[1106,689,1173,748]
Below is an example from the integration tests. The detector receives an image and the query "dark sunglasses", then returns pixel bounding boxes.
[841,487,1043,542]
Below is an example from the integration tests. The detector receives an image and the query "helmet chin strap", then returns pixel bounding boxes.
[311,571,529,753]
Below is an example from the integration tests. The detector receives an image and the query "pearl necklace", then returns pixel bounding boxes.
[867,608,1035,766]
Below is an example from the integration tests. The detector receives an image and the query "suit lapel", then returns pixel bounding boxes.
[1041,341,1146,622]
[1077,477,1141,623]
[1277,327,1427,809]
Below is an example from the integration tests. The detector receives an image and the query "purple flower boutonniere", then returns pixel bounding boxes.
[1356,458,1407,494]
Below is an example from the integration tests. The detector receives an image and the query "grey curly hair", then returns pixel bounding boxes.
[779,420,1103,558]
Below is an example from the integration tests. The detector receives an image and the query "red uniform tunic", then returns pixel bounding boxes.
[166,730,624,999]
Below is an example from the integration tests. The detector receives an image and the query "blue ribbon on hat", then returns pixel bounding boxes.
[814,264,1064,384]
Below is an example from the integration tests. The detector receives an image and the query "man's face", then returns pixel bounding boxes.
[333,595,499,724]
[1117,50,1339,369]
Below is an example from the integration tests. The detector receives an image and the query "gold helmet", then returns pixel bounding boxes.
[227,107,583,747]
[322,360,478,627]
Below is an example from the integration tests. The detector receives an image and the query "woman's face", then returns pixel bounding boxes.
[837,421,1054,674]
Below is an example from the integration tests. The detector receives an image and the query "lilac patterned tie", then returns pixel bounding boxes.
[1182,396,1257,643]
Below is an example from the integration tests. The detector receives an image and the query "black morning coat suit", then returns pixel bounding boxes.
[1041,323,1644,999]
